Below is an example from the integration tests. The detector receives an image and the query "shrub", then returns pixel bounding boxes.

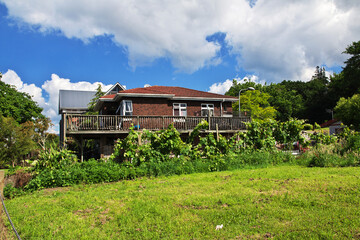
[303,123,313,130]
[3,184,25,199]
[34,146,77,171]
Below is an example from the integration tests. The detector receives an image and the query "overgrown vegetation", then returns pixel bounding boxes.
[3,119,359,199]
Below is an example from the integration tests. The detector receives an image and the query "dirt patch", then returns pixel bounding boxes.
[73,208,94,219]
[5,171,32,188]
[42,187,70,194]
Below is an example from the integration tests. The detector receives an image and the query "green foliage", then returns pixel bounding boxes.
[303,123,313,130]
[0,115,36,167]
[334,94,360,130]
[0,81,44,124]
[187,119,208,144]
[34,145,77,171]
[10,119,360,196]
[301,145,359,167]
[3,184,25,199]
[310,132,337,146]
[234,90,277,121]
[87,84,104,114]
[265,83,304,121]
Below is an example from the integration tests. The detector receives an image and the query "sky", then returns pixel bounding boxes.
[0,0,360,133]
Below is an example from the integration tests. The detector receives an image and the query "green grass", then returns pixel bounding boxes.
[2,165,360,239]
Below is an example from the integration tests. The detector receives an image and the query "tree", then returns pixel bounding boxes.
[0,79,44,124]
[334,94,360,130]
[88,84,104,114]
[0,115,36,167]
[225,78,264,97]
[31,117,53,150]
[328,41,360,102]
[233,90,277,121]
[264,83,304,122]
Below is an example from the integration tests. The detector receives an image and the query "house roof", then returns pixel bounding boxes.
[320,119,342,128]
[104,82,126,95]
[100,86,237,101]
[59,90,96,114]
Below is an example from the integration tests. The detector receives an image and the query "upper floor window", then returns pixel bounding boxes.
[116,100,133,116]
[201,103,214,116]
[173,103,187,116]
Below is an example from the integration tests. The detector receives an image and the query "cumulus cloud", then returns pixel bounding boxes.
[2,69,112,133]
[1,0,360,81]
[208,75,263,94]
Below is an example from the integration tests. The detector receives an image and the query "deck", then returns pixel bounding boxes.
[63,114,250,135]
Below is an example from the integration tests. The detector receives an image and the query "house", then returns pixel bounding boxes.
[59,84,250,159]
[94,86,236,117]
[320,119,344,135]
[59,89,96,145]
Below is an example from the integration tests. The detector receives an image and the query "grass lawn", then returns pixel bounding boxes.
[1,165,360,239]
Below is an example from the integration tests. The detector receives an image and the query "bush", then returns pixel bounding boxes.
[3,184,25,199]
[34,146,77,171]
[303,123,313,130]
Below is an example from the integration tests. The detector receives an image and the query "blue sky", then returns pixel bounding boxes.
[1,0,359,133]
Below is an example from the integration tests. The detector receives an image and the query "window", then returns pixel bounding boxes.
[116,100,133,116]
[201,104,214,116]
[173,103,187,116]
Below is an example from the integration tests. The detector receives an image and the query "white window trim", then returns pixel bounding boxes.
[201,103,215,116]
[116,100,133,116]
[173,103,187,116]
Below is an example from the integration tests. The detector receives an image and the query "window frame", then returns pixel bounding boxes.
[116,100,133,116]
[201,103,215,117]
[173,103,187,116]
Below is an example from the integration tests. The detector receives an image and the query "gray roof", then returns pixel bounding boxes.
[59,90,96,114]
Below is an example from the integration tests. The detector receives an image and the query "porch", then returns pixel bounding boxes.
[62,114,251,135]
[60,114,251,160]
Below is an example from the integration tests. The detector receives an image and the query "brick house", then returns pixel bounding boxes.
[60,84,249,159]
[94,86,237,117]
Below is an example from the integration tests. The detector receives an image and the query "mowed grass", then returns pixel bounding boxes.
[2,166,360,239]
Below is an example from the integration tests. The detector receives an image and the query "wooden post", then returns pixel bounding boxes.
[80,136,84,163]
[162,116,165,130]
[138,133,142,145]
[100,136,106,159]
[216,124,219,141]
[60,113,67,148]
[208,115,211,130]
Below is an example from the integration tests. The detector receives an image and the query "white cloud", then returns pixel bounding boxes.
[2,70,112,134]
[1,0,360,81]
[2,70,45,107]
[208,79,234,95]
[208,75,263,94]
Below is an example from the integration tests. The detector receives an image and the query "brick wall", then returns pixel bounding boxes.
[100,98,234,116]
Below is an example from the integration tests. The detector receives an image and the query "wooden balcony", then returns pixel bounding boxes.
[63,114,250,135]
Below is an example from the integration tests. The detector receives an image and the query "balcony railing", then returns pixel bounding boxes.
[64,115,250,133]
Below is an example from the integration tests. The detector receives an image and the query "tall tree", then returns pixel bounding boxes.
[87,84,104,114]
[0,78,44,123]
[264,83,304,122]
[328,41,360,102]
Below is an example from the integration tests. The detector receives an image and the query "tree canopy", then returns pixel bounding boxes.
[0,79,44,123]
[334,94,360,130]
[88,84,104,114]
